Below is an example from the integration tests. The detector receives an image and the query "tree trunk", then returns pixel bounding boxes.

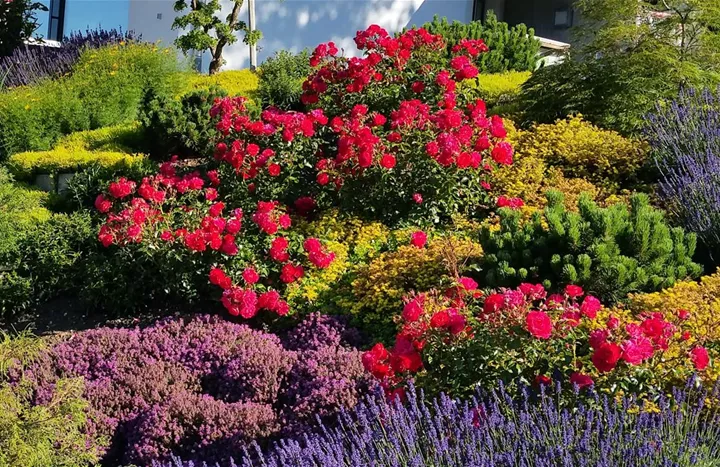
[209,55,222,75]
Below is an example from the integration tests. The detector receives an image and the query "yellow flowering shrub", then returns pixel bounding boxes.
[477,71,531,105]
[345,236,483,332]
[6,121,146,181]
[513,115,648,188]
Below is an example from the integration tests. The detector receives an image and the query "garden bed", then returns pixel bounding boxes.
[1,12,719,467]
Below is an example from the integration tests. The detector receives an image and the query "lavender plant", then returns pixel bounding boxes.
[157,379,720,467]
[0,28,136,88]
[647,88,720,262]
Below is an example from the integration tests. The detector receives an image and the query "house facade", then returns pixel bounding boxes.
[48,0,576,70]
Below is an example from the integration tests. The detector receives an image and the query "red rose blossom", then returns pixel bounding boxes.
[569,372,594,389]
[526,311,552,339]
[592,342,622,373]
[690,346,710,370]
[564,284,584,298]
[410,230,427,248]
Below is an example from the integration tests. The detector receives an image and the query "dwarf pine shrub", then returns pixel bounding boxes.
[420,12,540,73]
[478,191,703,303]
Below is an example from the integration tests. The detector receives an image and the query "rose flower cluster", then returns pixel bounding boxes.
[364,282,711,397]
[95,158,335,319]
[208,25,515,224]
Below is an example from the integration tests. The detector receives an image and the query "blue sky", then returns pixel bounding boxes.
[37,0,129,38]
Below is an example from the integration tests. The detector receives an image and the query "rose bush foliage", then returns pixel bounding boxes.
[363,282,713,400]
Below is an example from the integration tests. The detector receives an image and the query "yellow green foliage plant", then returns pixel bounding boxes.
[513,115,649,189]
[461,71,531,109]
[176,69,259,101]
[285,211,391,313]
[0,331,105,467]
[7,123,146,181]
[344,235,483,341]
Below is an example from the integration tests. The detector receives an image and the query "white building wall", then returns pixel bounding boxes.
[128,0,473,71]
[129,0,180,45]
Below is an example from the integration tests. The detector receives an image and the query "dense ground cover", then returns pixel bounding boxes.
[1,10,719,467]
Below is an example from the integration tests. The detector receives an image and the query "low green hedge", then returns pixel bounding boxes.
[56,122,145,153]
[8,149,142,181]
[7,123,146,181]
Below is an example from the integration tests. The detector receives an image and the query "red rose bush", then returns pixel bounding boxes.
[93,24,517,317]
[364,283,712,399]
[95,157,335,319]
[210,25,514,224]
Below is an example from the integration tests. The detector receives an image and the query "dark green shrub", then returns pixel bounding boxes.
[419,12,540,73]
[517,58,668,135]
[0,212,95,322]
[139,85,227,159]
[258,49,311,110]
[518,0,720,135]
[478,191,703,303]
[0,331,103,467]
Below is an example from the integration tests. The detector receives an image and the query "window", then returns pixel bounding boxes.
[554,8,572,28]
[47,0,65,41]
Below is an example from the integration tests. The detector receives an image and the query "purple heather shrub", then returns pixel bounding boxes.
[127,392,277,465]
[280,345,371,435]
[0,29,137,88]
[646,87,720,258]
[156,379,720,467]
[212,346,295,404]
[24,314,370,465]
[283,312,363,351]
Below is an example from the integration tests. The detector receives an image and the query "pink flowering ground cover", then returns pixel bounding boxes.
[17,313,370,466]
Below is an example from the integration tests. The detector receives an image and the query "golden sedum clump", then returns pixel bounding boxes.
[296,209,390,261]
[347,236,483,324]
[513,115,648,188]
[594,271,720,385]
[286,211,391,313]
[586,305,719,390]
[490,155,628,212]
[285,240,350,305]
